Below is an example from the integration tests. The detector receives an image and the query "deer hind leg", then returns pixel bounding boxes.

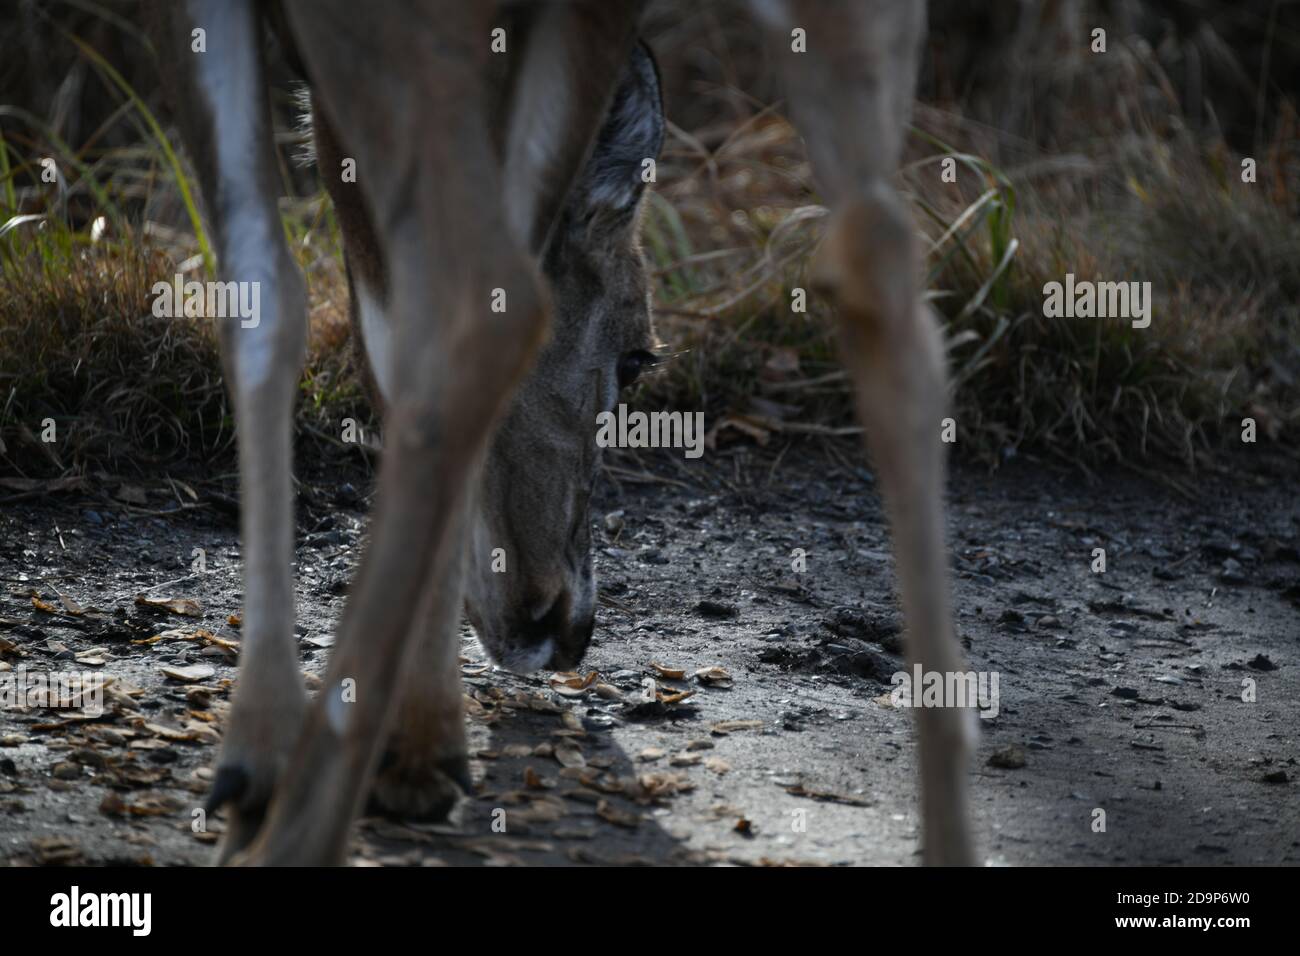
[756,0,975,865]
[304,3,643,822]
[146,0,309,862]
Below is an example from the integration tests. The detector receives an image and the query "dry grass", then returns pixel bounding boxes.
[1,2,1297,482]
[0,236,226,476]
[635,26,1300,468]
[0,215,371,479]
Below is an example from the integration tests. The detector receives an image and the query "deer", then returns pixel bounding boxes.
[144,0,975,866]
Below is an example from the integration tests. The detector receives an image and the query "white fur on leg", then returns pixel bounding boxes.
[184,1,308,858]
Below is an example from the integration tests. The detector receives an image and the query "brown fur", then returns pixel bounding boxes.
[147,0,972,866]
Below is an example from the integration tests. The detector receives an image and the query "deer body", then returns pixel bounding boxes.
[146,0,974,866]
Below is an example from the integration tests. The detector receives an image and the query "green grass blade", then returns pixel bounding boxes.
[62,29,214,276]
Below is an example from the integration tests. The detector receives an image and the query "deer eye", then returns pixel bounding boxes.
[616,350,657,389]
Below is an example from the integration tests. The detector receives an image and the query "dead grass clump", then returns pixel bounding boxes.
[633,22,1300,468]
[0,219,368,480]
[2,1,1296,480]
[0,233,228,477]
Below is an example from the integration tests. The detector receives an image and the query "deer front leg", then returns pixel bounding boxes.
[229,0,556,864]
[363,0,642,821]
[145,0,309,862]
[367,506,474,820]
[758,0,976,865]
[238,259,547,864]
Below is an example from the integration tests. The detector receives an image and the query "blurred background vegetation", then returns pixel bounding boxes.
[1,0,1297,483]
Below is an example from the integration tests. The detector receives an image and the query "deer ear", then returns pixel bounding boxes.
[573,40,664,230]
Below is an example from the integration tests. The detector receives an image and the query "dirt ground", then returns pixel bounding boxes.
[1,444,1297,866]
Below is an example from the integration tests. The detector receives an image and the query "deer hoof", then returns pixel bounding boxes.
[367,749,472,821]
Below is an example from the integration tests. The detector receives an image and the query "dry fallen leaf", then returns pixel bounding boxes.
[554,743,586,769]
[650,662,686,680]
[31,596,60,614]
[194,629,239,651]
[694,665,734,687]
[782,783,872,807]
[29,836,82,865]
[656,689,695,705]
[513,795,566,824]
[143,722,202,742]
[100,791,184,817]
[637,747,666,763]
[183,720,221,742]
[710,719,763,735]
[549,671,598,696]
[561,710,585,735]
[186,687,213,709]
[596,799,641,829]
[704,757,732,775]
[523,767,552,790]
[135,595,203,617]
[158,664,215,683]
[633,772,696,800]
[559,767,599,786]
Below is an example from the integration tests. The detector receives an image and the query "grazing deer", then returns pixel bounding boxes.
[146,0,975,865]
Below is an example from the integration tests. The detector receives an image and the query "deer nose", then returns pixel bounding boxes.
[514,589,594,672]
[520,592,569,645]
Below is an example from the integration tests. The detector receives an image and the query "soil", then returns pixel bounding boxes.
[1,444,1297,866]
